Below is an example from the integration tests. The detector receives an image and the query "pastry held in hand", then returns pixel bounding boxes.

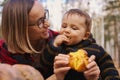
[69,49,89,72]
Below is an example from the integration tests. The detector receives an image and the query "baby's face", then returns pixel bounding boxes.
[60,14,89,45]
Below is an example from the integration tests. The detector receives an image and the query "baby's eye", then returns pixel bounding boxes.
[62,25,67,28]
[72,26,78,30]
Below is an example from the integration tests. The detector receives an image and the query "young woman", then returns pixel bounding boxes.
[0,0,58,79]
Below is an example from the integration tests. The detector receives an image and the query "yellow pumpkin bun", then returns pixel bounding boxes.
[69,49,89,72]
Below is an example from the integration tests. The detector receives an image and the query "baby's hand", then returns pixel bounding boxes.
[53,35,69,47]
[84,55,100,80]
[54,54,71,80]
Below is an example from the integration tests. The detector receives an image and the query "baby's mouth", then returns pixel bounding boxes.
[66,36,71,40]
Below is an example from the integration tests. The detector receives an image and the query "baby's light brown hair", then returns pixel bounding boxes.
[64,9,92,32]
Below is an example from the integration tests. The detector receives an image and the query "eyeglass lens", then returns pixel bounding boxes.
[38,9,49,28]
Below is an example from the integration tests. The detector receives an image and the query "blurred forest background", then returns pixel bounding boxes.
[0,0,120,70]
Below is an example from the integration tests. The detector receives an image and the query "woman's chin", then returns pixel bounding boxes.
[42,34,49,39]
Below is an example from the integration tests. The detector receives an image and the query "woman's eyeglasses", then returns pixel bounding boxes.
[29,9,49,28]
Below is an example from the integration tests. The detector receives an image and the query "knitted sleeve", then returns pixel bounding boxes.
[40,37,62,66]
[98,46,120,80]
[38,30,60,78]
[83,43,120,80]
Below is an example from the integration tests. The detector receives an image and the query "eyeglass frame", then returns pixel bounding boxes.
[28,9,49,28]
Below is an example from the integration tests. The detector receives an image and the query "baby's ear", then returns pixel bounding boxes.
[83,32,90,40]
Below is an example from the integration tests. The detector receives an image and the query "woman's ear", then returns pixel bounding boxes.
[83,32,90,40]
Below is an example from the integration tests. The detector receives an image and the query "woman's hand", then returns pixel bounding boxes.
[84,55,100,80]
[53,54,71,80]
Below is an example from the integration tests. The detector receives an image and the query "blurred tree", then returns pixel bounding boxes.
[0,0,7,6]
[104,0,120,67]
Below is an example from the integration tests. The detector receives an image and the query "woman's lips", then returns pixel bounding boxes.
[43,30,49,35]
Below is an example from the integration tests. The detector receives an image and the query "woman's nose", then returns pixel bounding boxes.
[43,19,50,28]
